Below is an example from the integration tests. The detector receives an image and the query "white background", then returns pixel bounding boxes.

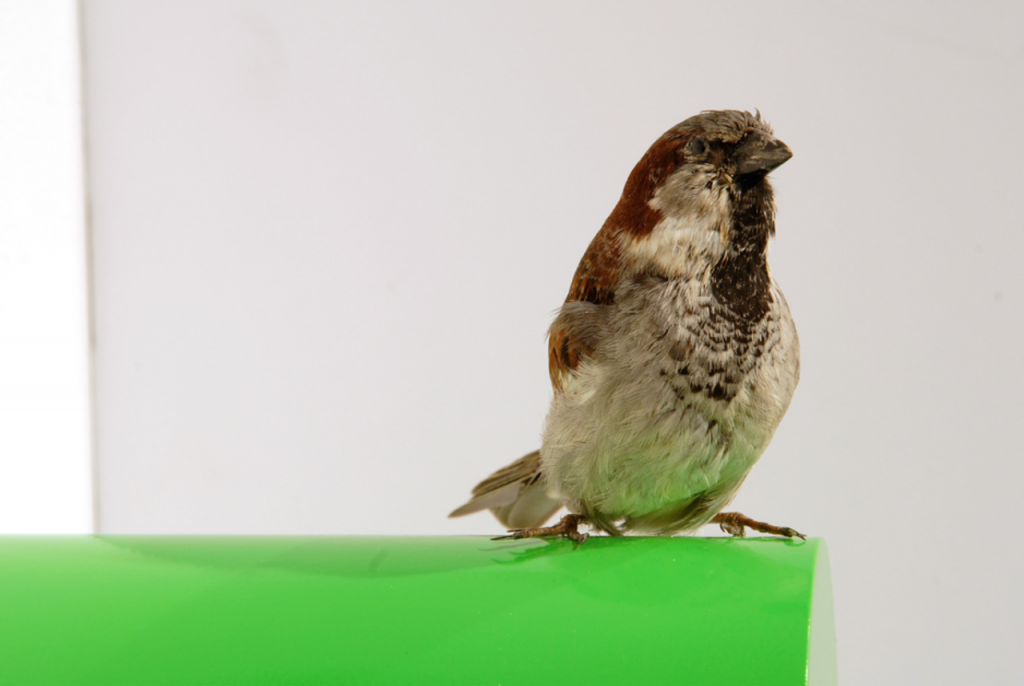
[0,0,91,533]
[6,1,1024,684]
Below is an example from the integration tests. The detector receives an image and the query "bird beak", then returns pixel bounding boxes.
[733,131,793,175]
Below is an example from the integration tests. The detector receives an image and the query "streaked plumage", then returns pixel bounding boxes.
[451,110,801,540]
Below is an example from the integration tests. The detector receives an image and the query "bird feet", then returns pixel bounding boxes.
[712,511,805,540]
[493,513,590,544]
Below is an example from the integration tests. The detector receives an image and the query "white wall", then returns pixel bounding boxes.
[80,2,1023,684]
[0,0,91,533]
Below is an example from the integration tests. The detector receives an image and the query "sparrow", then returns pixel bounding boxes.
[450,110,802,542]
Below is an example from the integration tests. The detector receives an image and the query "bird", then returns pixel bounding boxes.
[449,110,802,543]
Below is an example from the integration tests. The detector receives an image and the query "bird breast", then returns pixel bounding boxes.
[540,272,799,526]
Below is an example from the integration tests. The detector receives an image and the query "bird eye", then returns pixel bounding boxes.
[687,138,707,156]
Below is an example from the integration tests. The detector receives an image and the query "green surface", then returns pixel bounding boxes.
[0,536,836,685]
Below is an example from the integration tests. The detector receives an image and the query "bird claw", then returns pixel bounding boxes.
[776,526,806,540]
[491,514,590,544]
[712,512,805,539]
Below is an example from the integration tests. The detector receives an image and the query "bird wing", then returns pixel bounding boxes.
[450,233,621,530]
[548,229,621,391]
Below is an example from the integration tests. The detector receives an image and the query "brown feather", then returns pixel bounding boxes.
[547,132,695,390]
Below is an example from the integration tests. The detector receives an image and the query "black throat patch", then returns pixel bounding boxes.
[710,174,775,328]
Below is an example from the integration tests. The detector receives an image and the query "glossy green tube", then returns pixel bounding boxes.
[0,536,835,685]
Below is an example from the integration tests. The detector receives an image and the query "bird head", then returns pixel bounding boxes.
[608,110,791,280]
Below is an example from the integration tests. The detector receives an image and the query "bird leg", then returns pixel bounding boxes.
[712,511,805,539]
[493,513,590,544]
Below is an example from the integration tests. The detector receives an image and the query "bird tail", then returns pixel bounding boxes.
[448,450,562,529]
